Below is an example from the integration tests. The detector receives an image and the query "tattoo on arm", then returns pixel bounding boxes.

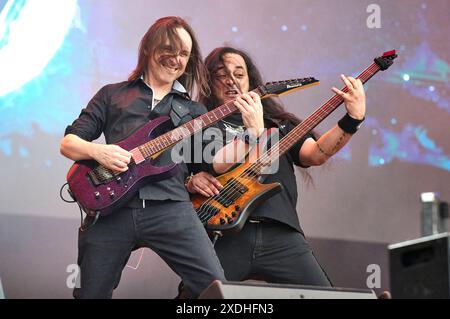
[317,132,348,157]
[316,142,333,157]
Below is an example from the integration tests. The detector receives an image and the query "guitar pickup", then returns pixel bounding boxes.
[217,197,234,208]
[215,179,249,208]
[228,179,249,194]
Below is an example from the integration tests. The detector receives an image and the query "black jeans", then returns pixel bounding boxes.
[214,219,332,286]
[73,200,225,298]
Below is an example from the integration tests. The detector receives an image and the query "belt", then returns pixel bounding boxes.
[248,217,275,224]
[125,197,165,209]
[125,196,179,208]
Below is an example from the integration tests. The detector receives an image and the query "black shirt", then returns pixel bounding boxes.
[216,113,314,234]
[64,78,216,202]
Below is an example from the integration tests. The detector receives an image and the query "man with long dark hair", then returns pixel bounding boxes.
[60,17,226,298]
[186,47,366,286]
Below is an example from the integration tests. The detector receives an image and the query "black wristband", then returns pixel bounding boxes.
[338,113,365,134]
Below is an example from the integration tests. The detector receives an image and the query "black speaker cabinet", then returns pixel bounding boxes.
[389,232,450,298]
[199,280,376,299]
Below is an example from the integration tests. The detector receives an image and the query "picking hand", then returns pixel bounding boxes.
[187,171,223,197]
[92,144,132,173]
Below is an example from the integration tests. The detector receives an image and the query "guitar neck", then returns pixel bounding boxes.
[137,88,261,159]
[128,76,320,161]
[253,61,382,173]
[136,78,320,159]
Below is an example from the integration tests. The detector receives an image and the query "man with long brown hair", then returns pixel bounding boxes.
[60,17,225,298]
[185,47,366,287]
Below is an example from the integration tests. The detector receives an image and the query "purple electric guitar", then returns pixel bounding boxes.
[66,77,320,216]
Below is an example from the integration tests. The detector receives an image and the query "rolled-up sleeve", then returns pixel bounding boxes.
[64,85,109,141]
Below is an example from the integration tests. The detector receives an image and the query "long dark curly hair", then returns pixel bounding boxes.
[200,47,319,181]
[200,47,308,126]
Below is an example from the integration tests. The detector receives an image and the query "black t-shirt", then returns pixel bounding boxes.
[216,113,314,233]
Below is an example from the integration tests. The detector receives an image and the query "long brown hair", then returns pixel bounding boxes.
[128,16,209,98]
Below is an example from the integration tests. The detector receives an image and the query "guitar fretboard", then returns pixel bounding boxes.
[248,61,382,175]
[131,77,319,161]
[135,88,261,160]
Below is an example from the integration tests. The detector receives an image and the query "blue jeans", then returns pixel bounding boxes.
[73,200,225,298]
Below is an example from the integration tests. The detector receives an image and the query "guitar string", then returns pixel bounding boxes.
[197,63,380,222]
[197,63,381,224]
[94,80,309,182]
[139,79,311,158]
[197,62,381,222]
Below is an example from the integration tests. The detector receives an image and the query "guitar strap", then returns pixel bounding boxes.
[148,94,193,127]
[170,97,193,126]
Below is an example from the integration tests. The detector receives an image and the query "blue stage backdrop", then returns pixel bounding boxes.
[0,0,449,245]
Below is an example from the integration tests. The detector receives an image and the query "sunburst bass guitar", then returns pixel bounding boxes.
[192,50,398,234]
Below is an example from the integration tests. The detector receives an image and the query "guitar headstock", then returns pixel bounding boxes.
[374,50,398,71]
[258,77,320,98]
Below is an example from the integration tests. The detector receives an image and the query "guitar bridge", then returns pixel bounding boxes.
[88,165,115,186]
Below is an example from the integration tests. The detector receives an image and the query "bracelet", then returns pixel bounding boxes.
[184,175,193,188]
[338,113,365,134]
